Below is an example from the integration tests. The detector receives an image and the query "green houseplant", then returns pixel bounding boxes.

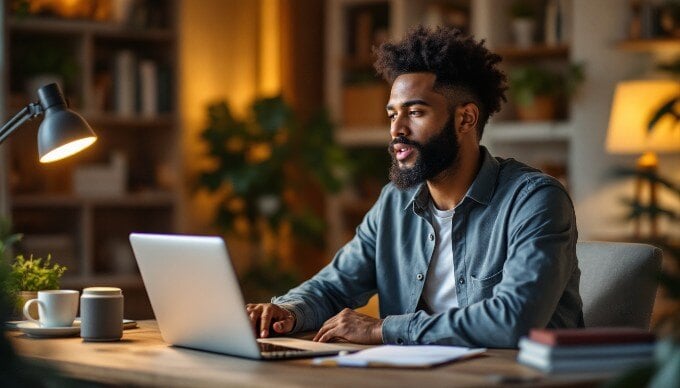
[0,217,22,261]
[509,63,584,121]
[6,254,68,319]
[197,96,350,301]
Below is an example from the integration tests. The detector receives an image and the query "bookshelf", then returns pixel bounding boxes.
[0,0,180,318]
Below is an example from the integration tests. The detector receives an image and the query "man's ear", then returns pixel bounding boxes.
[457,103,479,135]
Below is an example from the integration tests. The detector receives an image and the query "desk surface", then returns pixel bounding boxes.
[7,320,609,387]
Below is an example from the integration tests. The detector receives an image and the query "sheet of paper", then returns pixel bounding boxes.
[313,345,486,368]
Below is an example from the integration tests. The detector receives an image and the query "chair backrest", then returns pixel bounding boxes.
[577,241,662,329]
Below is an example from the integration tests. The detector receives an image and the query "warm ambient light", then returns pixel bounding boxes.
[0,83,97,163]
[39,136,97,163]
[606,79,680,238]
[606,79,680,157]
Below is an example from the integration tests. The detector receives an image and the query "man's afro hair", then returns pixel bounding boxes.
[374,25,507,127]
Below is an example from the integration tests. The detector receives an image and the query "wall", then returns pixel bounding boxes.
[178,0,261,235]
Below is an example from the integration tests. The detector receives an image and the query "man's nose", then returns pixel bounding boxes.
[390,114,410,138]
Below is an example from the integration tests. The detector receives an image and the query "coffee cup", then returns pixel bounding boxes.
[23,290,79,327]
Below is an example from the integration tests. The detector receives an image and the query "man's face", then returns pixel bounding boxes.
[386,73,460,190]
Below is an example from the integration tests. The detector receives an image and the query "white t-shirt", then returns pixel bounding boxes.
[421,200,459,313]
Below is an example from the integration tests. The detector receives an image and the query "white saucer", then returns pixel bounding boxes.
[17,322,81,338]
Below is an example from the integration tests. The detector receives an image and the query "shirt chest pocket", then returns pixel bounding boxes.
[469,269,503,301]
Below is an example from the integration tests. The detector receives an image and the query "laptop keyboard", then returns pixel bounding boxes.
[259,342,308,359]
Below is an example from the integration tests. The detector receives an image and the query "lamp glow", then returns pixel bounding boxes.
[39,136,97,163]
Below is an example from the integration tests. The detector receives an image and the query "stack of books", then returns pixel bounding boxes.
[518,327,656,373]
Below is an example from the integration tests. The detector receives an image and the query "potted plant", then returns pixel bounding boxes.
[196,96,351,301]
[0,217,22,261]
[509,63,584,121]
[509,0,537,48]
[7,254,68,319]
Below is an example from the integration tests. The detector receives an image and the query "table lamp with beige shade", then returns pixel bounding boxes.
[606,79,680,238]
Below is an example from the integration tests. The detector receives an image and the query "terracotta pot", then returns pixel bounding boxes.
[16,291,39,320]
[516,95,557,121]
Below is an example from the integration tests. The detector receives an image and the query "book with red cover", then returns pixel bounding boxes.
[529,327,655,346]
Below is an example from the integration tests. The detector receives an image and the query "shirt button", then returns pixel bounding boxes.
[429,234,435,241]
[416,273,424,281]
[397,338,404,345]
[458,277,465,285]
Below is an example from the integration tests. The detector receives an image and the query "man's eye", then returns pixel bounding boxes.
[387,113,396,120]
[409,110,423,117]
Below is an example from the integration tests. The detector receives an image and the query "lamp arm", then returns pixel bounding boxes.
[0,103,44,145]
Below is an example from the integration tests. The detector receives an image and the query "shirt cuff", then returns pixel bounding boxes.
[381,313,413,345]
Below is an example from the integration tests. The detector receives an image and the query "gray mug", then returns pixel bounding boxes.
[80,287,123,341]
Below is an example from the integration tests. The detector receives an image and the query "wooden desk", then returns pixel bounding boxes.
[7,321,609,387]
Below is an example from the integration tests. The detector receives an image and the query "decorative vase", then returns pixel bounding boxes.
[512,18,535,48]
[516,95,557,121]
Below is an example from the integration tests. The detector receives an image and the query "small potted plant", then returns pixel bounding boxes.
[509,63,584,121]
[8,254,68,319]
[509,0,537,48]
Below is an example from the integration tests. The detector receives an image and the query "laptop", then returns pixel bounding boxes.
[129,233,349,360]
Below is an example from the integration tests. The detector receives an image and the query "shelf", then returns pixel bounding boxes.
[617,38,680,52]
[483,121,571,143]
[495,44,570,60]
[11,192,176,208]
[85,113,175,129]
[61,274,143,288]
[335,126,389,146]
[8,17,175,41]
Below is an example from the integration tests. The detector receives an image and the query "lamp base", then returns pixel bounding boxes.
[633,152,659,239]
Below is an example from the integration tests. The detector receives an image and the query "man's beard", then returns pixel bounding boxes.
[388,117,460,190]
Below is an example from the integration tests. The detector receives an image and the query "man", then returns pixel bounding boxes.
[247,26,583,348]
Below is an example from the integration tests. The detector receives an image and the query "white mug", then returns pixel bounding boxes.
[23,290,79,327]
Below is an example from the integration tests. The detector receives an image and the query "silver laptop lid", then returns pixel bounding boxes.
[129,233,262,358]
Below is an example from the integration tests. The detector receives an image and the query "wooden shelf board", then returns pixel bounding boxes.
[617,38,680,52]
[483,121,571,143]
[335,126,389,146]
[85,113,175,128]
[61,274,143,288]
[8,17,175,41]
[495,44,570,60]
[11,192,176,208]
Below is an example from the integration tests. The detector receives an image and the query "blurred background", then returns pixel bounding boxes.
[0,0,678,322]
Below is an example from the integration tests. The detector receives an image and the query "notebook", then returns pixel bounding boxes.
[129,233,348,360]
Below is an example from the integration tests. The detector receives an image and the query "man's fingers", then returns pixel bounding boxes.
[273,314,294,333]
[260,308,273,338]
[316,326,340,343]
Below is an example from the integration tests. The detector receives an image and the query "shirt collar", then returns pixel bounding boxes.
[466,146,499,206]
[404,146,499,211]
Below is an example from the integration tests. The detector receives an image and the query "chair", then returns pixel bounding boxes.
[577,241,662,329]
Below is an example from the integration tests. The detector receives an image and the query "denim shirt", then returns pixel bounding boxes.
[273,147,583,348]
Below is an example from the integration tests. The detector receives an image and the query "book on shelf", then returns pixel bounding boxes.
[529,327,656,346]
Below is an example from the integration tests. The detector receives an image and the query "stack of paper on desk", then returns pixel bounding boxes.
[313,345,486,368]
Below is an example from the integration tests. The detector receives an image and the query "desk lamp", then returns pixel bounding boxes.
[0,83,96,162]
[606,79,680,238]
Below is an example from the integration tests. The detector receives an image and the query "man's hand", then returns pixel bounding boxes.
[245,303,295,338]
[313,308,383,344]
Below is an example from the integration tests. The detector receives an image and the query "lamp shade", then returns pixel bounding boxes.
[606,80,680,154]
[36,83,97,163]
